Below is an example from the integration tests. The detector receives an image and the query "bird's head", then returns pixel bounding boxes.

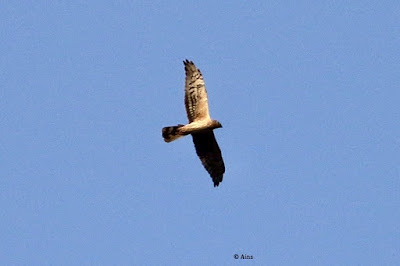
[212,120,223,129]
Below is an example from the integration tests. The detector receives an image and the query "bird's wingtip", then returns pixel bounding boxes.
[183,59,193,65]
[213,176,223,187]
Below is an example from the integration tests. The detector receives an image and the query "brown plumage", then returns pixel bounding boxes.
[162,60,225,187]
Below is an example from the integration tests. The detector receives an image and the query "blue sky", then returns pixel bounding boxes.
[1,1,399,265]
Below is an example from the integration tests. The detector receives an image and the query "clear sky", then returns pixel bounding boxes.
[1,1,399,265]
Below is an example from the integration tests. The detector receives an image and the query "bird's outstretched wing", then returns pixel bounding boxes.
[183,60,210,122]
[191,132,225,187]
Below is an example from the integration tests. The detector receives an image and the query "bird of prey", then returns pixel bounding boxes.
[162,60,225,187]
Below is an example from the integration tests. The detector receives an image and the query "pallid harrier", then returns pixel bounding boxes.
[162,60,225,187]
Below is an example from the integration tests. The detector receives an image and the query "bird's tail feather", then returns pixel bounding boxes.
[162,125,185,142]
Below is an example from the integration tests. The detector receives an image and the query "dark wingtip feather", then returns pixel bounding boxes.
[212,175,223,187]
[183,59,194,65]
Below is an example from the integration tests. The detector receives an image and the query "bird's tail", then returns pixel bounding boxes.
[162,125,185,142]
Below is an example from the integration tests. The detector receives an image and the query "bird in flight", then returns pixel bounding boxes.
[162,60,225,187]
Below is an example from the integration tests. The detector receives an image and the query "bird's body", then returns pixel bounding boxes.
[162,60,225,187]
